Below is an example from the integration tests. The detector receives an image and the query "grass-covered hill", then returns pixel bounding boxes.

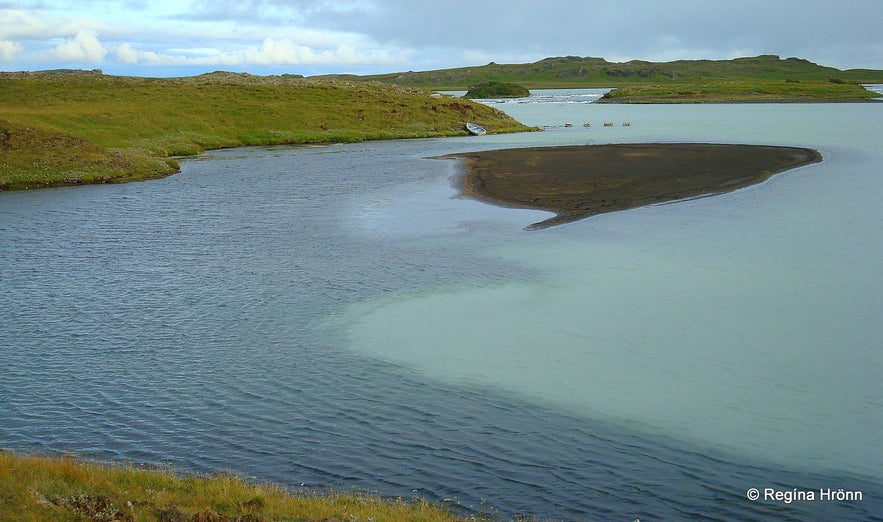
[326,54,883,89]
[0,70,529,191]
[321,54,883,102]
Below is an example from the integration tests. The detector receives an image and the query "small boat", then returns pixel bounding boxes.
[465,122,487,135]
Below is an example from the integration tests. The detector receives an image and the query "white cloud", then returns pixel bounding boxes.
[115,42,165,64]
[245,39,317,65]
[45,30,108,63]
[0,8,106,40]
[0,40,24,62]
[461,49,545,67]
[239,38,410,66]
[108,37,413,68]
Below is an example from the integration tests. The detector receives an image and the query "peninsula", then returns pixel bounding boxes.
[0,70,529,191]
[451,143,822,229]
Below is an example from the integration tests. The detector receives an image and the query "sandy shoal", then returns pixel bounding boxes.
[447,143,822,229]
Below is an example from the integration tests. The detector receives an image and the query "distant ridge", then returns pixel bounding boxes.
[317,55,883,90]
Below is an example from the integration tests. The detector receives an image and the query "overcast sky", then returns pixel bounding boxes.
[1,0,881,77]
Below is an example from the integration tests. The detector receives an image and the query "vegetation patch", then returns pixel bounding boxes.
[1,451,468,521]
[597,79,881,103]
[0,70,532,191]
[0,119,177,190]
[464,81,530,99]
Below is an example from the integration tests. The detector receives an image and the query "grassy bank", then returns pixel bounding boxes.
[597,79,881,103]
[0,451,468,522]
[0,70,531,191]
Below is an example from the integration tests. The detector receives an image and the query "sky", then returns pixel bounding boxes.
[1,0,881,77]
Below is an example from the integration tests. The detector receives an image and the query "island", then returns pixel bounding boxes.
[449,143,822,229]
[464,81,530,99]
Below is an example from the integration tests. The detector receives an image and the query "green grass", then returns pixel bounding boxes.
[597,79,882,103]
[0,451,471,522]
[0,119,179,190]
[0,70,531,191]
[464,82,530,99]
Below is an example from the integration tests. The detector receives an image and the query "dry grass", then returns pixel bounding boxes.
[0,451,468,522]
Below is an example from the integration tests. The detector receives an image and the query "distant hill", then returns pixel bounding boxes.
[318,55,883,90]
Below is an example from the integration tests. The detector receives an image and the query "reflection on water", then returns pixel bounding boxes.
[1,97,881,520]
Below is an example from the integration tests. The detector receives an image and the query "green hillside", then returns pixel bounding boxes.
[322,55,883,90]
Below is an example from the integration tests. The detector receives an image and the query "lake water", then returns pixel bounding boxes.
[1,91,881,520]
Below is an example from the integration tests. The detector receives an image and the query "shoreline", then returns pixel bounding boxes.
[0,450,464,521]
[597,97,883,104]
[448,143,822,229]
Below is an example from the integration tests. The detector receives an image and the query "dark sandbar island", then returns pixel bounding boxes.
[449,143,822,229]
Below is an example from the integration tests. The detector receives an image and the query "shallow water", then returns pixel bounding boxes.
[1,94,881,520]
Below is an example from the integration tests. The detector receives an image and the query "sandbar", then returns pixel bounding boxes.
[448,143,822,229]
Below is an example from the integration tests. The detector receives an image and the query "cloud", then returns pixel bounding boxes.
[181,0,374,26]
[238,38,411,66]
[45,30,107,63]
[0,40,24,61]
[115,42,165,65]
[246,39,333,65]
[0,8,106,40]
[285,0,883,70]
[111,38,413,68]
[2,0,881,74]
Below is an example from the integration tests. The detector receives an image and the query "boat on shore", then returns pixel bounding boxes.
[466,122,487,135]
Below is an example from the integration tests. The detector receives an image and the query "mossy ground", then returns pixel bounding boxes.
[0,120,178,190]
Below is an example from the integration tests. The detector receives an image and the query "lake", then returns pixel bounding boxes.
[1,90,881,520]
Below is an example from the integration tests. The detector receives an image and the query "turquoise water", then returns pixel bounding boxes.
[346,99,883,477]
[1,93,881,520]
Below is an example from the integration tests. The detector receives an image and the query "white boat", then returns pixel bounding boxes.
[465,122,487,135]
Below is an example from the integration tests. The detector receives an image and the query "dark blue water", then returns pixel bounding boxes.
[2,136,881,520]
